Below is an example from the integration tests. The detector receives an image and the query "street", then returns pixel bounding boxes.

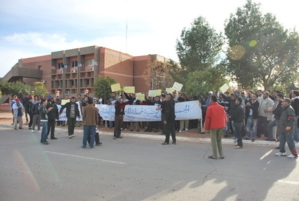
[0,125,298,201]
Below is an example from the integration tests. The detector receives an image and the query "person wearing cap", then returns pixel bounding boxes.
[275,98,298,158]
[205,91,213,106]
[60,97,80,138]
[113,95,129,139]
[12,98,24,130]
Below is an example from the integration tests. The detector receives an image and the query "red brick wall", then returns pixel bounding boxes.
[22,55,53,91]
[99,48,134,87]
[133,56,152,93]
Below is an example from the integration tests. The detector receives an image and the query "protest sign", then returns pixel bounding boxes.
[136,93,145,101]
[172,82,183,91]
[123,86,135,93]
[111,83,121,92]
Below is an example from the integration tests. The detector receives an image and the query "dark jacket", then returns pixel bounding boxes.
[245,100,259,119]
[60,101,80,119]
[46,101,59,120]
[279,105,296,133]
[39,104,48,122]
[291,98,299,116]
[124,93,140,105]
[231,104,244,123]
[162,100,175,122]
[32,103,41,115]
[221,94,236,116]
[115,101,129,115]
[272,101,283,120]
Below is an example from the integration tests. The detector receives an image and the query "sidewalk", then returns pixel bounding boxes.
[0,111,280,146]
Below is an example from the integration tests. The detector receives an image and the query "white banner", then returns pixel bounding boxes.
[97,100,202,122]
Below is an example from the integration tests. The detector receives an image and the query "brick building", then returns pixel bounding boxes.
[1,45,172,100]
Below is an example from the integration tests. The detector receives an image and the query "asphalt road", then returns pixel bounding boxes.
[0,125,298,201]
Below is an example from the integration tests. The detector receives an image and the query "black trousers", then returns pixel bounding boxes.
[164,119,176,143]
[28,113,33,128]
[114,115,123,137]
[67,118,76,136]
[47,119,56,138]
[257,116,269,138]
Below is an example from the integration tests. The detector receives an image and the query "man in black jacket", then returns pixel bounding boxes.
[162,95,176,145]
[267,93,283,141]
[245,94,259,142]
[114,95,129,139]
[231,97,244,149]
[46,97,59,139]
[60,97,80,138]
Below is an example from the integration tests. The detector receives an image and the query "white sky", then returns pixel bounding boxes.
[0,0,299,77]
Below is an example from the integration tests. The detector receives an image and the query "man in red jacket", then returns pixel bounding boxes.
[205,95,227,159]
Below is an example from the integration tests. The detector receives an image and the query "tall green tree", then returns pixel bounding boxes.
[225,0,299,90]
[171,16,226,95]
[94,76,116,101]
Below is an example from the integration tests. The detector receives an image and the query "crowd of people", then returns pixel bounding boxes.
[9,88,299,159]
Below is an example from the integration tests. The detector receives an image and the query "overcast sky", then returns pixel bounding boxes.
[0,0,299,77]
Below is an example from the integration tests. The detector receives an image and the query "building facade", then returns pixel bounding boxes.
[2,45,172,99]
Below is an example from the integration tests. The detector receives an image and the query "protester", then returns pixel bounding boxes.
[40,99,53,145]
[23,94,30,123]
[46,97,59,140]
[27,97,34,130]
[60,97,80,138]
[245,94,259,142]
[178,93,189,132]
[82,97,99,148]
[205,95,226,159]
[275,98,298,159]
[162,94,176,145]
[267,93,283,141]
[12,98,24,130]
[31,99,41,132]
[231,97,244,149]
[113,95,129,139]
[257,91,274,138]
[291,90,299,142]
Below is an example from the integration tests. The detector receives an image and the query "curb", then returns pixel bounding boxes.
[0,123,280,147]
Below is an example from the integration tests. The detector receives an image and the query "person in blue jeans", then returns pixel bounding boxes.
[82,97,99,148]
[245,94,259,142]
[39,99,53,145]
[267,93,283,141]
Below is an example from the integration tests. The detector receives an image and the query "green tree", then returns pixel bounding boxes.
[170,16,226,94]
[94,76,116,101]
[0,81,30,97]
[225,0,299,90]
[185,67,226,95]
[33,82,48,97]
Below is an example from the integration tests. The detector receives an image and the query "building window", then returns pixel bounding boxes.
[38,65,42,70]
[85,59,94,66]
[58,62,64,69]
[71,61,78,67]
